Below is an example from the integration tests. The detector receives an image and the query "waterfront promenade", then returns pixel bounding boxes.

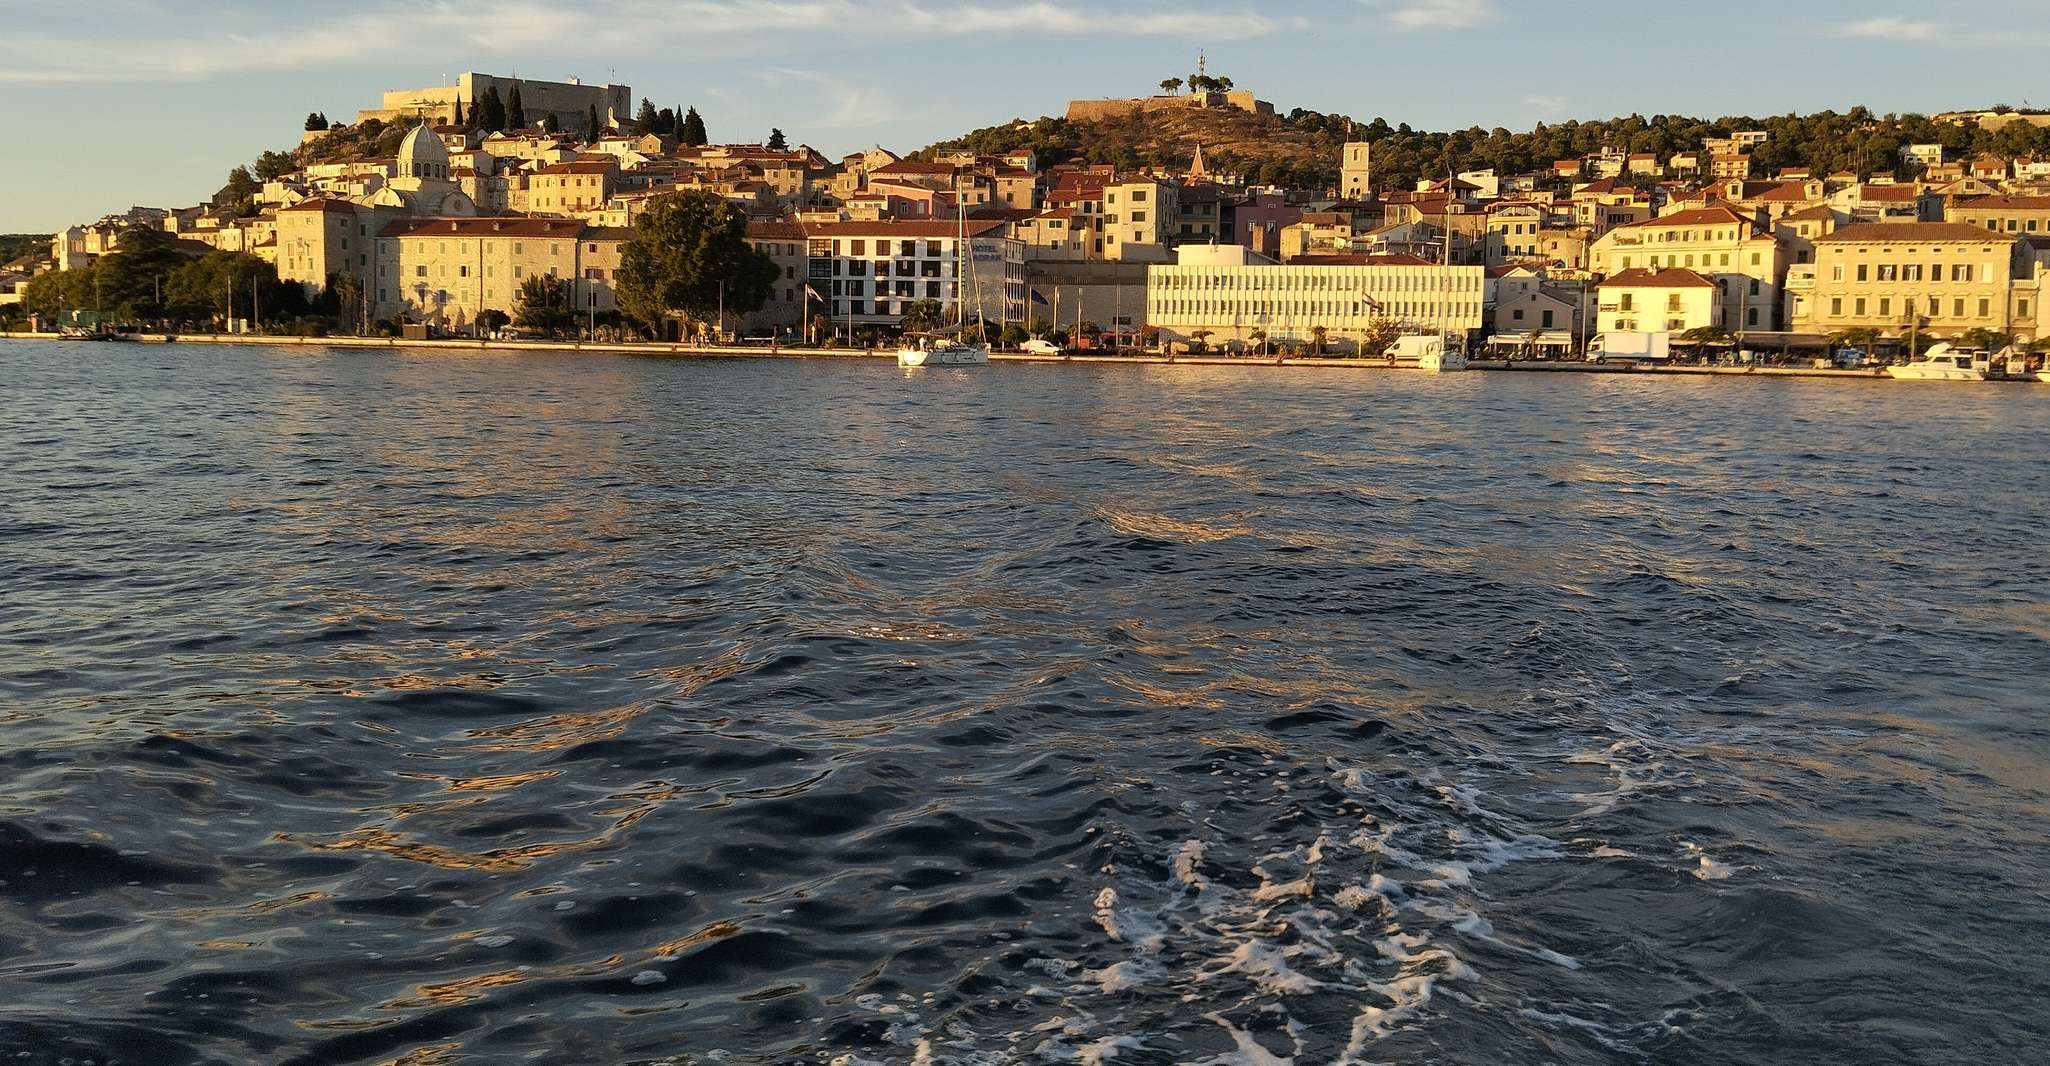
[1,331,1912,381]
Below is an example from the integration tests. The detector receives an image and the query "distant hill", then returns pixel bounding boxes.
[0,234,50,265]
[924,106,1345,189]
[927,103,2050,194]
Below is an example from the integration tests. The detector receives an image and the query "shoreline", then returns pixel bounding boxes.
[0,331,1950,381]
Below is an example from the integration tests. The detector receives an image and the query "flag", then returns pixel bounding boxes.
[804,284,825,302]
[1031,289,1050,306]
[1360,292,1384,312]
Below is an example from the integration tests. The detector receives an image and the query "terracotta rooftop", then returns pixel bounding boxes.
[1598,267,1716,289]
[1815,222,2017,244]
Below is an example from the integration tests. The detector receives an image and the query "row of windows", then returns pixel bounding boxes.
[1151,299,1479,321]
[808,239,954,257]
[820,279,959,299]
[1972,217,2047,233]
[1154,272,1481,293]
[1830,262,1993,283]
[1825,296,2021,319]
[1617,252,1767,270]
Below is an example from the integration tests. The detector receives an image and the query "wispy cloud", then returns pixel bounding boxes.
[1371,0,1500,32]
[1830,16,1946,41]
[1524,94,1567,113]
[0,0,1303,83]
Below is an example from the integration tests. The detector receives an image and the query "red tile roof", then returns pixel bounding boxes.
[1598,267,1716,289]
[1815,222,2017,244]
[379,218,586,239]
[803,219,1009,239]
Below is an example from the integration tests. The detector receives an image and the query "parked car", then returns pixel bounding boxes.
[1020,339,1064,356]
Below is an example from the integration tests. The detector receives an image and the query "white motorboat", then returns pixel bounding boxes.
[1886,343,1990,381]
[898,336,990,367]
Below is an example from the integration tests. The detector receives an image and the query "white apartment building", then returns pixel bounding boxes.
[1146,244,1486,348]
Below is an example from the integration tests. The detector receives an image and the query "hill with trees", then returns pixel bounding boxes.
[927,104,2050,192]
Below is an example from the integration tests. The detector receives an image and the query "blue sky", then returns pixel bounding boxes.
[2,0,2047,232]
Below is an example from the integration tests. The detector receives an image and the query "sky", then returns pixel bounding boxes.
[2,0,2048,232]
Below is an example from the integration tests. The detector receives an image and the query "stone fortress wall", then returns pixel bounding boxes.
[1067,91,1275,123]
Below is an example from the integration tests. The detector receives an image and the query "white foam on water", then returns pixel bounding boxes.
[1681,842,1734,881]
[1174,839,1211,891]
[1074,1034,1147,1065]
[1188,1013,1296,1066]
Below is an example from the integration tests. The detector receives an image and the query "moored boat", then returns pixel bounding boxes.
[898,335,990,367]
[1886,343,1989,382]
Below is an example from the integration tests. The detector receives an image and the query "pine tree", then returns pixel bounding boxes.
[680,106,708,146]
[767,128,788,151]
[634,98,659,135]
[452,97,464,126]
[657,108,677,136]
[588,104,602,140]
[506,83,527,130]
[477,87,507,133]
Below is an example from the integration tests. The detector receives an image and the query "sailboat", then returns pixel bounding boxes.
[898,179,990,368]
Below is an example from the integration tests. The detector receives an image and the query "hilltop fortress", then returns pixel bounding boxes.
[357,73,632,131]
[1067,57,1274,123]
[1066,90,1275,123]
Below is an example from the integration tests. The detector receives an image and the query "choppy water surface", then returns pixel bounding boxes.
[2,342,2048,1066]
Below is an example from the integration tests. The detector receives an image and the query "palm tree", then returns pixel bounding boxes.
[1248,328,1268,356]
[1310,325,1328,355]
[1190,329,1214,353]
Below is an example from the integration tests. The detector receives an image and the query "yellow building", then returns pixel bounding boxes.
[372,217,614,329]
[1595,268,1721,334]
[1591,205,1786,331]
[1790,222,2033,339]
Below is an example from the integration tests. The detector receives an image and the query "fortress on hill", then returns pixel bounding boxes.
[356,72,632,130]
[1066,54,1274,123]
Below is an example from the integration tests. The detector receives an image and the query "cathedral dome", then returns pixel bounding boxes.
[397,124,450,180]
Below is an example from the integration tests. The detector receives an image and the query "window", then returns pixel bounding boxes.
[1877,265,1898,282]
[1831,297,1842,316]
[1879,298,1891,316]
[1667,293,1683,311]
[1620,293,1634,311]
[1748,307,1759,326]
[1953,264,1971,281]
[415,265,427,278]
[1855,298,1866,315]
[1857,264,1869,281]
[1542,310,1555,328]
[1979,298,1991,318]
[1955,298,1966,317]
[1831,264,1845,282]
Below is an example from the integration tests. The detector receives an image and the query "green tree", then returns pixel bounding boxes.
[1247,327,1267,355]
[656,108,678,136]
[476,87,507,133]
[1160,78,1183,95]
[588,104,602,140]
[452,98,464,126]
[218,166,260,214]
[680,106,708,146]
[998,323,1029,346]
[513,274,574,334]
[767,128,788,151]
[304,112,329,132]
[898,298,946,332]
[506,82,527,130]
[1958,327,2012,351]
[476,308,511,333]
[164,250,298,328]
[253,150,298,182]
[614,191,777,333]
[1678,325,1731,355]
[22,268,92,325]
[93,227,203,322]
[1358,317,1401,357]
[635,98,659,134]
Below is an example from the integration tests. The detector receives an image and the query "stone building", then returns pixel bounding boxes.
[357,73,631,131]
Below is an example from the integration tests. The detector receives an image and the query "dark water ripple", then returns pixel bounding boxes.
[2,341,2048,1065]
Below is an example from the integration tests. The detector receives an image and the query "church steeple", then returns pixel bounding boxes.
[1189,142,1209,182]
